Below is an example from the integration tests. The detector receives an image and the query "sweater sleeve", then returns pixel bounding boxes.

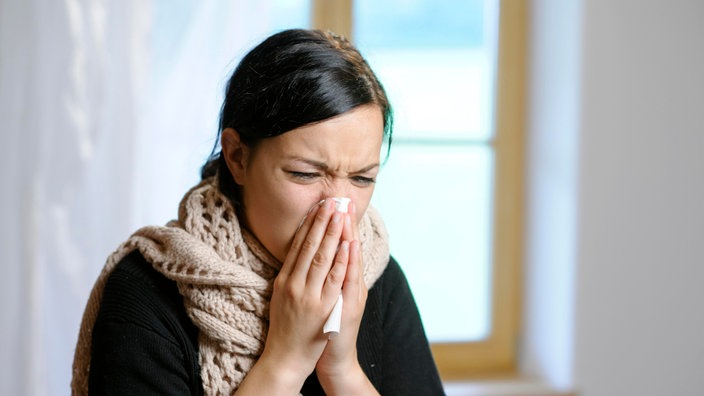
[88,251,202,395]
[378,258,445,395]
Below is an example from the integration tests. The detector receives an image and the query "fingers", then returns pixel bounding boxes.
[343,240,362,300]
[320,240,350,301]
[350,202,360,241]
[341,201,360,243]
[305,209,346,289]
[341,206,354,243]
[342,202,362,293]
[284,199,352,289]
[279,201,322,278]
[287,199,340,285]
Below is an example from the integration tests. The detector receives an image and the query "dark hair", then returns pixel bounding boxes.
[201,28,393,203]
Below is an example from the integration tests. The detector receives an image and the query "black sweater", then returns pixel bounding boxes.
[89,251,444,395]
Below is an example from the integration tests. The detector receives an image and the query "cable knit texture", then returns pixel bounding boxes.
[71,177,390,395]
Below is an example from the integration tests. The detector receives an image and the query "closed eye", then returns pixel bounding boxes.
[351,176,376,187]
[287,171,320,181]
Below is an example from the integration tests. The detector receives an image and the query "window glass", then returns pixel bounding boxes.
[272,0,311,30]
[372,145,494,341]
[356,0,498,342]
[139,0,311,227]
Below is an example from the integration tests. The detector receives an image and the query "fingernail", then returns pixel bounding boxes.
[332,211,341,224]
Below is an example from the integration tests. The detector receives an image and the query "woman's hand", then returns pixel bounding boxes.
[316,202,380,395]
[239,199,351,393]
[237,199,377,395]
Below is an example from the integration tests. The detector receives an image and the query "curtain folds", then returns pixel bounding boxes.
[0,0,274,394]
[1,1,151,394]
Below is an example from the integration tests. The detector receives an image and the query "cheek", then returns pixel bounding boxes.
[281,192,319,231]
[282,184,323,216]
[266,185,325,257]
[241,180,308,259]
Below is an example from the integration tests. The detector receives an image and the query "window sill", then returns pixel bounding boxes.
[443,378,575,396]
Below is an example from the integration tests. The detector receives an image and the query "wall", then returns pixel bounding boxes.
[522,0,581,391]
[525,1,704,395]
[574,0,704,394]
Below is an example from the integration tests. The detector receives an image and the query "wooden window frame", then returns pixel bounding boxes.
[312,0,527,380]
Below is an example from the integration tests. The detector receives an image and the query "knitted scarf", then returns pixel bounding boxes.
[71,177,390,395]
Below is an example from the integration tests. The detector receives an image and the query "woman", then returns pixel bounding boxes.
[72,29,444,395]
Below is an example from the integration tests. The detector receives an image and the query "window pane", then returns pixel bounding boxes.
[371,145,494,342]
[272,0,311,30]
[140,1,311,227]
[356,0,499,343]
[354,0,496,142]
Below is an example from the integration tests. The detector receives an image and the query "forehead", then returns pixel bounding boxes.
[260,105,385,164]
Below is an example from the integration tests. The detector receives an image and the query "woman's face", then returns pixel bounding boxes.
[223,104,384,262]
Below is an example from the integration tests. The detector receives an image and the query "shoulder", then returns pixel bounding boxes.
[370,256,403,288]
[96,250,198,347]
[90,250,202,394]
[369,256,412,304]
[365,256,421,330]
[362,256,445,394]
[384,256,405,281]
[104,249,171,296]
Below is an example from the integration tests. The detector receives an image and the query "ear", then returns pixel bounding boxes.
[221,128,249,186]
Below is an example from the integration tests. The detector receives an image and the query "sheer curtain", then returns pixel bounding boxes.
[0,0,279,394]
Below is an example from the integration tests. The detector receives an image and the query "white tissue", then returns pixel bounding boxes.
[323,294,344,338]
[332,197,351,213]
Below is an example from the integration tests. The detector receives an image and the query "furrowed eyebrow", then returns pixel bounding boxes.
[287,157,328,171]
[287,157,379,174]
[352,163,380,174]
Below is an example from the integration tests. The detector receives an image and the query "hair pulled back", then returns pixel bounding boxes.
[201,29,393,203]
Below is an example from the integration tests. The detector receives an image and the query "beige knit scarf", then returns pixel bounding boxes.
[71,177,389,395]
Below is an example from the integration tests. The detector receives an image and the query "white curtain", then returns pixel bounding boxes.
[0,0,280,394]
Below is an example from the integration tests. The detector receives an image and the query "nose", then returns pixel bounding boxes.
[320,178,351,202]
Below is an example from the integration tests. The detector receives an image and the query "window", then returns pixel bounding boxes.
[312,0,526,379]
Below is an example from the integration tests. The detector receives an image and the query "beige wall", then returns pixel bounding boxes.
[525,0,704,395]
